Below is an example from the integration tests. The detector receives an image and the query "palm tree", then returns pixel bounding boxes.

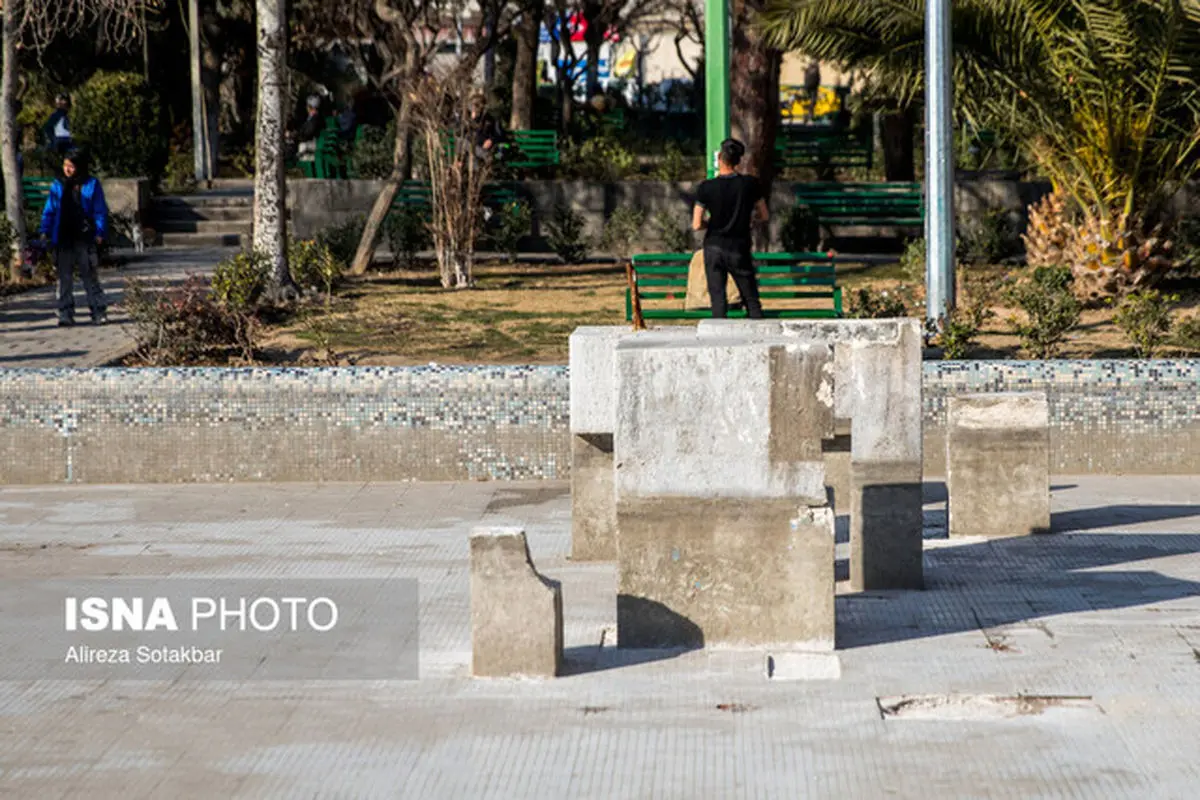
[758,0,1200,298]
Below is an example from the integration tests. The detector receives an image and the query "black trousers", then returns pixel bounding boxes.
[703,245,763,319]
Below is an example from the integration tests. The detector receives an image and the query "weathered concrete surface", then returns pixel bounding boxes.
[947,392,1052,538]
[470,527,564,677]
[614,337,834,502]
[570,434,616,561]
[617,498,835,649]
[697,318,924,589]
[2,478,1200,795]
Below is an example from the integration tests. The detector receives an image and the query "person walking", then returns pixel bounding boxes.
[691,138,769,319]
[41,93,73,155]
[38,149,110,326]
[803,60,821,123]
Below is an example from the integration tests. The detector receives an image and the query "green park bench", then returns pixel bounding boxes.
[793,183,925,237]
[775,127,873,171]
[626,252,844,321]
[22,176,53,211]
[503,130,559,172]
[387,181,522,220]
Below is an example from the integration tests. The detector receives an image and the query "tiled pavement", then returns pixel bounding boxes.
[0,248,231,368]
[0,476,1199,797]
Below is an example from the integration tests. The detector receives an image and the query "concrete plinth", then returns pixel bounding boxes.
[696,319,924,589]
[470,527,564,678]
[617,498,835,649]
[570,434,616,560]
[947,393,1051,538]
[849,461,924,590]
[615,337,836,648]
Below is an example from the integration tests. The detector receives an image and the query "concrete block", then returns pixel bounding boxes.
[571,434,616,561]
[947,393,1051,538]
[470,527,563,678]
[617,498,835,649]
[849,461,924,590]
[614,337,834,502]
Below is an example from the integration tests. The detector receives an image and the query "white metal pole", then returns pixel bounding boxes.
[925,0,956,323]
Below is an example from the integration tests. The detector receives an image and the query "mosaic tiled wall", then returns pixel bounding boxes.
[0,367,571,484]
[922,360,1200,475]
[1,360,1198,484]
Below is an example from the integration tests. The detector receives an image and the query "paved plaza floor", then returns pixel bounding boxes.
[1,476,1199,798]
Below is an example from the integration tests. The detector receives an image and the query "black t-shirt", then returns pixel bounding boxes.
[696,174,762,250]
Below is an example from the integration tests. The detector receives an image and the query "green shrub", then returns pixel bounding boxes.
[315,216,365,270]
[653,210,692,253]
[228,144,256,178]
[652,142,687,182]
[1004,265,1081,358]
[848,288,907,319]
[601,205,646,261]
[0,216,16,269]
[899,238,926,284]
[352,124,396,180]
[781,206,821,253]
[161,146,197,195]
[73,71,165,179]
[546,204,590,264]
[1113,289,1179,358]
[931,300,995,359]
[565,136,637,181]
[1173,315,1200,353]
[211,250,271,313]
[288,238,343,302]
[385,208,431,269]
[488,200,533,263]
[957,209,1022,265]
[123,275,239,365]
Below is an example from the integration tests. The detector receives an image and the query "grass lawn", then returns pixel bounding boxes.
[254,258,1200,365]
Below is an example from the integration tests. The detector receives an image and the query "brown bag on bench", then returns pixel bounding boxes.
[684,250,741,311]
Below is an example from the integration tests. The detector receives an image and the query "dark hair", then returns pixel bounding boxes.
[719,138,745,167]
[56,93,71,105]
[64,148,90,175]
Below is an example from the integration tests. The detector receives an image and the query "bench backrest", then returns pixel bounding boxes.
[22,177,53,209]
[794,182,924,222]
[507,130,559,167]
[628,252,843,320]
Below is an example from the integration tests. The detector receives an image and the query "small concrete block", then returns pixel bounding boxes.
[615,337,834,502]
[617,498,835,649]
[849,461,924,590]
[765,651,842,681]
[470,527,564,678]
[571,433,616,561]
[947,393,1051,538]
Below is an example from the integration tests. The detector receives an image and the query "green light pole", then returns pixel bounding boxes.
[705,0,730,178]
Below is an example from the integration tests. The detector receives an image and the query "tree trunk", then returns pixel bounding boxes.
[730,0,781,247]
[582,4,604,98]
[510,1,544,131]
[200,10,223,180]
[253,0,295,298]
[350,78,415,276]
[1,0,26,282]
[881,109,916,182]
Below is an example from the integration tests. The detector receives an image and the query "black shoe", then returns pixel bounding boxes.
[57,317,75,327]
[91,310,108,326]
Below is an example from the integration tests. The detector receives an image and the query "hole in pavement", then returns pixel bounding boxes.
[580,706,611,715]
[877,694,1099,720]
[716,702,756,713]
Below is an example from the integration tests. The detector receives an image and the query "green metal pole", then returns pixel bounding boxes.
[705,0,730,178]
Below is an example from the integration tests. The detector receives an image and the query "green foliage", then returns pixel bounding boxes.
[564,136,637,181]
[0,216,16,267]
[781,206,822,254]
[315,216,365,270]
[900,238,927,285]
[1112,289,1179,358]
[1174,316,1200,353]
[957,209,1022,265]
[288,239,344,303]
[1171,216,1200,275]
[653,210,693,253]
[161,147,197,195]
[652,142,688,182]
[73,71,166,179]
[601,205,646,261]
[930,271,997,359]
[488,201,533,263]
[546,204,591,264]
[211,250,271,313]
[352,124,396,180]
[228,144,256,178]
[385,207,432,269]
[847,288,907,319]
[1004,266,1082,359]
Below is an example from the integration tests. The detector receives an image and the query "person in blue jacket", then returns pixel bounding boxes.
[38,149,109,326]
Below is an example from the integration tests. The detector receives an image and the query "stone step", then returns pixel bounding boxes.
[157,231,244,248]
[151,205,253,223]
[154,192,254,209]
[155,219,253,235]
